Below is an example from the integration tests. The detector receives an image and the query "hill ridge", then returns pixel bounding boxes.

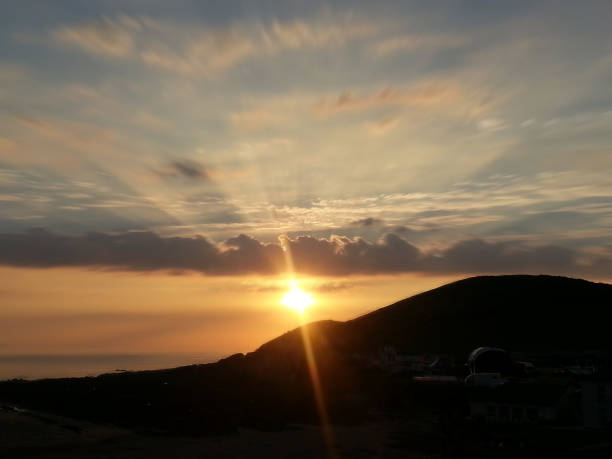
[254,274,612,357]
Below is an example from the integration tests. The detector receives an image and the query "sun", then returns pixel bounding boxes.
[280,280,315,313]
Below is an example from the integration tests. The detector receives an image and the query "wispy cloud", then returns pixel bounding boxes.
[51,14,378,76]
[229,109,286,131]
[366,115,400,135]
[368,34,469,57]
[315,83,461,116]
[259,19,376,50]
[0,194,23,202]
[157,159,211,181]
[350,217,384,227]
[477,117,506,132]
[139,26,254,75]
[53,15,137,57]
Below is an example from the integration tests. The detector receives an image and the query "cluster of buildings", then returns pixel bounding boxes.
[375,345,612,430]
[465,347,612,430]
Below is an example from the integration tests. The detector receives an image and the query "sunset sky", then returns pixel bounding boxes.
[1,1,612,365]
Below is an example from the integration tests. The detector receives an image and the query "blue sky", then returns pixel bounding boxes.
[1,0,611,278]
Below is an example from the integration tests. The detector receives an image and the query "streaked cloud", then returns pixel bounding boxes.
[260,19,376,50]
[368,34,469,57]
[53,16,136,57]
[0,194,23,202]
[139,27,254,75]
[366,114,401,135]
[315,83,461,116]
[158,159,211,181]
[229,109,286,131]
[350,217,384,227]
[477,117,506,132]
[51,14,378,76]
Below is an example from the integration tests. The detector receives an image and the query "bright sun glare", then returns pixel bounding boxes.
[280,280,315,313]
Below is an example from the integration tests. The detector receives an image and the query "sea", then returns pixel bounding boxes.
[0,353,221,381]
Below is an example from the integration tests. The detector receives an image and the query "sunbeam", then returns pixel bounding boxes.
[280,235,336,458]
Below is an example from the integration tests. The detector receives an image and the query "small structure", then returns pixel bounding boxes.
[579,371,612,430]
[375,346,429,374]
[467,347,515,376]
[412,375,459,384]
[465,372,506,388]
[468,383,570,424]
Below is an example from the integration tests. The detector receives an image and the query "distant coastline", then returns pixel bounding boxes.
[0,353,220,381]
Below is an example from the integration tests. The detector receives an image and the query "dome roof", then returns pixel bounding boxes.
[467,347,515,375]
[467,347,508,364]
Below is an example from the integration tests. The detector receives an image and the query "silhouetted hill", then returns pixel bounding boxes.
[1,275,610,436]
[346,274,612,355]
[255,275,612,359]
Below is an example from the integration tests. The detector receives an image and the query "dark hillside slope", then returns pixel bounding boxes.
[250,275,612,359]
[344,275,612,355]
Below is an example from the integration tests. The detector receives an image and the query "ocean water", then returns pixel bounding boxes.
[0,353,220,380]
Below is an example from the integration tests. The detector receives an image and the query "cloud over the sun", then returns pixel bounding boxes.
[0,228,608,278]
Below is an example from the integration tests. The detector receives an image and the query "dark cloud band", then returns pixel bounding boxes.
[0,228,608,277]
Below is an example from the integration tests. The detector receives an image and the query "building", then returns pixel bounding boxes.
[467,347,516,376]
[468,383,571,424]
[579,373,612,430]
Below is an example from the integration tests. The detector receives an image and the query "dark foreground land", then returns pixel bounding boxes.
[1,275,612,458]
[0,407,425,459]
